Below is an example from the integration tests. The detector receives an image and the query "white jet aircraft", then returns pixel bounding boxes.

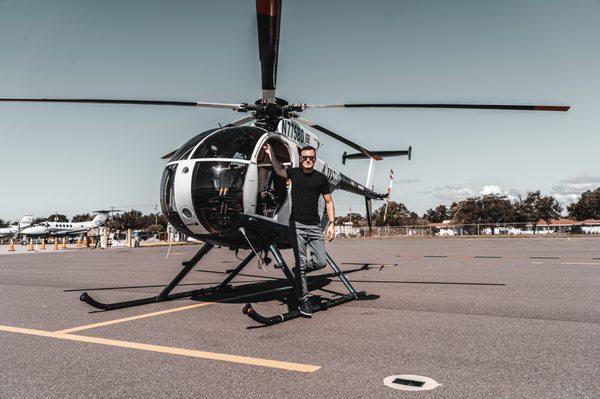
[0,215,34,238]
[20,212,109,242]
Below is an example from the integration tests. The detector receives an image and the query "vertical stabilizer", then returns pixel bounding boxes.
[365,158,376,189]
[92,213,109,228]
[19,215,33,229]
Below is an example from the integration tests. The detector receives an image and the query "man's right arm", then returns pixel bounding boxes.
[264,144,288,179]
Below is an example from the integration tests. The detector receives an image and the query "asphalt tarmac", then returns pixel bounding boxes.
[1,237,599,398]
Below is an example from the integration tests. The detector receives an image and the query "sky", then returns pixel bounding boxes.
[0,0,599,221]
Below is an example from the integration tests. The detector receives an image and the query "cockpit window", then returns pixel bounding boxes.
[191,127,262,160]
[191,161,248,233]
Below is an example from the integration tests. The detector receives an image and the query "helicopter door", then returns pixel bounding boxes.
[244,135,294,224]
[171,159,209,235]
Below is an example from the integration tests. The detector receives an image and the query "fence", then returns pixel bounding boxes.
[336,222,600,238]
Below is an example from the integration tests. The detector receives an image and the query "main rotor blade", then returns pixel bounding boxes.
[302,103,570,112]
[292,116,381,160]
[161,115,256,159]
[0,98,247,111]
[256,0,282,101]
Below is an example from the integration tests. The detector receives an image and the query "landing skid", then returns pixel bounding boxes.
[79,242,378,327]
[243,291,375,326]
[80,243,254,311]
[242,245,379,326]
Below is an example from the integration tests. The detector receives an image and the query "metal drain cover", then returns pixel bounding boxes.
[383,374,440,391]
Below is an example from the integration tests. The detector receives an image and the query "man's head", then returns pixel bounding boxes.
[299,145,317,170]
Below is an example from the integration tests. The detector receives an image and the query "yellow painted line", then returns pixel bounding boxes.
[55,302,213,334]
[0,324,320,373]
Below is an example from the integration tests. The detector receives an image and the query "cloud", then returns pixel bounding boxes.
[557,174,600,185]
[425,185,476,202]
[426,184,522,204]
[550,174,600,207]
[397,178,420,184]
[422,176,599,210]
[480,185,522,202]
[552,193,580,206]
[480,185,502,195]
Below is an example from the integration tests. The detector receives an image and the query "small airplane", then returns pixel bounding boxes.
[0,0,569,325]
[0,215,34,239]
[20,212,109,243]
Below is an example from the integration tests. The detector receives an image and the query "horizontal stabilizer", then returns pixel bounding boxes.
[343,147,411,164]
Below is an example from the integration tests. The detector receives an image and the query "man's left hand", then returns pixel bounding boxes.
[326,223,335,242]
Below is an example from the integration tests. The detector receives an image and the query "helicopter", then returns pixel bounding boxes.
[0,0,569,325]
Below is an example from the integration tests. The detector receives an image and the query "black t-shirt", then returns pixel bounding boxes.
[286,167,331,225]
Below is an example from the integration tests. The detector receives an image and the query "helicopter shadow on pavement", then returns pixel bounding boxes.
[187,275,339,307]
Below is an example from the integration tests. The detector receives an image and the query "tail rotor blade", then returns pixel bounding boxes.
[383,169,394,224]
[256,0,282,101]
[365,198,373,231]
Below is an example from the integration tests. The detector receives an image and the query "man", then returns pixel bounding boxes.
[264,143,335,317]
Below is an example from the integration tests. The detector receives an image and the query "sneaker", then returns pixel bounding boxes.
[305,264,327,274]
[298,299,313,318]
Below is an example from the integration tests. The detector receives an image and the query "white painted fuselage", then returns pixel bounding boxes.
[20,214,108,238]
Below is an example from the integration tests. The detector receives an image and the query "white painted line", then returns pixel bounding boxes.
[561,262,600,266]
[530,262,544,265]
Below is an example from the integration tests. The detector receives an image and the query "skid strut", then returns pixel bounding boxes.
[243,247,372,326]
[80,243,256,311]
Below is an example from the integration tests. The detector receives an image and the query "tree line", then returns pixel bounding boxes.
[336,187,600,228]
[2,187,599,230]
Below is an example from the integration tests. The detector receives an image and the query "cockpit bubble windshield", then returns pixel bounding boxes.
[191,161,248,233]
[191,126,263,160]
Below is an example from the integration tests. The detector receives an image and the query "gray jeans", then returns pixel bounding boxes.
[289,221,327,298]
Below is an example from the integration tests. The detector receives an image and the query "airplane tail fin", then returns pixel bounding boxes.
[19,215,33,229]
[92,212,109,228]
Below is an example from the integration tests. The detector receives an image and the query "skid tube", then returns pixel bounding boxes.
[80,243,256,311]
[243,246,373,326]
[243,291,370,326]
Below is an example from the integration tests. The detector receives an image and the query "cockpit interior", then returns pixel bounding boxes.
[255,138,291,218]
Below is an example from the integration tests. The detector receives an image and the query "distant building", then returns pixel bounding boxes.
[426,220,456,236]
[335,222,360,238]
[426,218,600,235]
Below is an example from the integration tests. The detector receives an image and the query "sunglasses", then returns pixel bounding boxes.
[301,156,316,161]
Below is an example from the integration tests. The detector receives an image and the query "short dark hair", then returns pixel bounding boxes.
[300,145,316,155]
